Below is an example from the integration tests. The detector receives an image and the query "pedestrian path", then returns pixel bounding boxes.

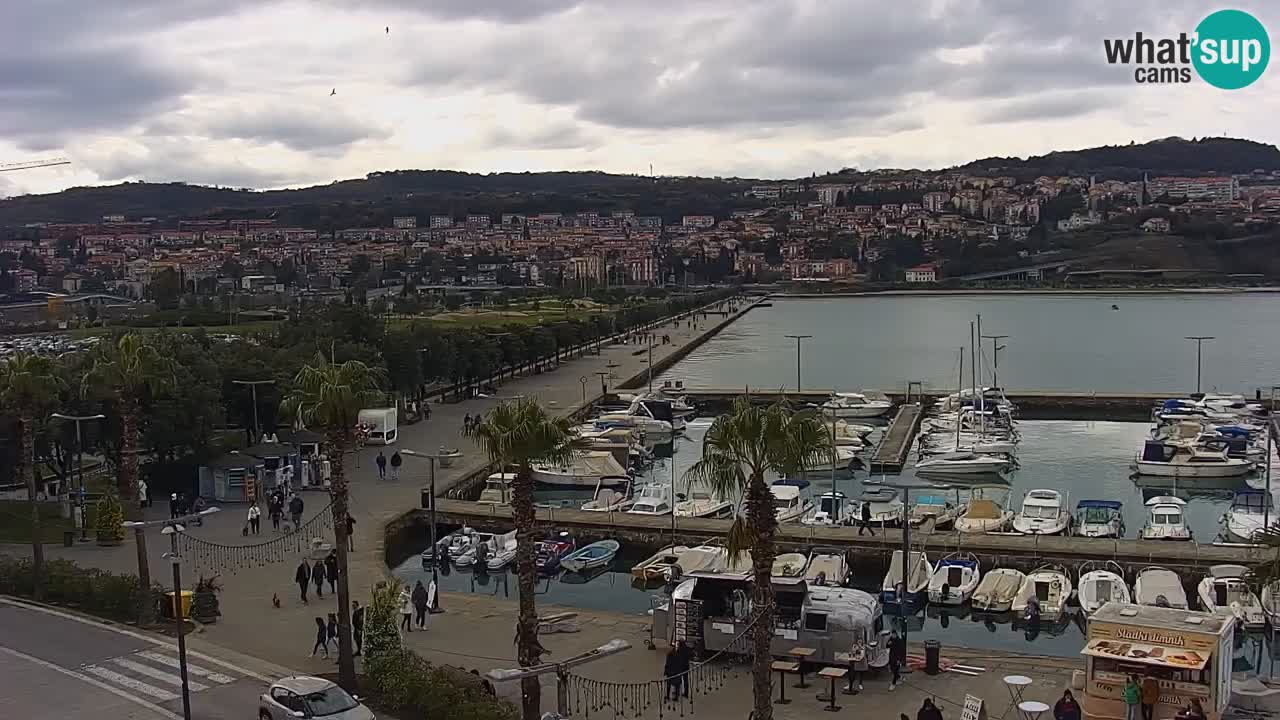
[80,648,239,702]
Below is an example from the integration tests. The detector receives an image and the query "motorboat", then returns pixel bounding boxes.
[1139,496,1192,541]
[674,488,735,519]
[1011,565,1073,621]
[632,545,692,582]
[1073,500,1125,538]
[535,534,575,573]
[881,550,931,606]
[802,491,856,527]
[596,398,684,436]
[477,472,516,505]
[804,547,850,586]
[454,531,497,568]
[1134,567,1188,609]
[531,451,631,487]
[1134,441,1253,478]
[617,390,697,419]
[1224,488,1274,543]
[972,568,1025,612]
[559,539,620,572]
[915,450,1011,475]
[422,528,470,562]
[856,487,905,527]
[1261,581,1280,628]
[770,479,815,523]
[927,552,981,606]
[908,493,960,529]
[626,485,673,516]
[1197,564,1265,629]
[580,484,633,512]
[919,438,1018,457]
[833,420,876,446]
[1077,561,1131,615]
[1012,489,1071,536]
[772,552,808,578]
[801,445,859,473]
[820,391,893,418]
[486,531,518,571]
[954,487,1014,533]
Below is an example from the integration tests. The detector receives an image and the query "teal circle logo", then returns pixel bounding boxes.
[1192,9,1270,89]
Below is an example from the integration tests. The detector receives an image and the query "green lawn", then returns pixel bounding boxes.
[0,500,97,544]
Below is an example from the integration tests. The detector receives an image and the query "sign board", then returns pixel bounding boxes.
[961,695,987,720]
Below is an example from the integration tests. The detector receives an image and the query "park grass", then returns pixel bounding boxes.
[0,500,97,544]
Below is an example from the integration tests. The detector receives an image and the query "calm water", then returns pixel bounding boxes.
[662,294,1280,394]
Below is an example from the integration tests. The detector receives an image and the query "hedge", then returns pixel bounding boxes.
[0,555,164,623]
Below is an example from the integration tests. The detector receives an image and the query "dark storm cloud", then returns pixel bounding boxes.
[86,141,302,189]
[203,110,391,153]
[484,122,598,150]
[975,91,1116,124]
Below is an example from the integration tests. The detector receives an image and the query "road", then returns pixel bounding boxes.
[0,598,277,720]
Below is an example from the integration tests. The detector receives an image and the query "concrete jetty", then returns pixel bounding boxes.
[869,403,923,472]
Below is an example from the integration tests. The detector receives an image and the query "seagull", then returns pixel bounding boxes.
[386,26,390,34]
[330,88,337,96]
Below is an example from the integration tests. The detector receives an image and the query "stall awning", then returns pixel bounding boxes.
[1081,638,1208,671]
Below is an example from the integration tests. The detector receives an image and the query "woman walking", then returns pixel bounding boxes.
[295,560,311,604]
[399,586,413,632]
[310,617,329,658]
[312,558,326,599]
[247,504,261,535]
[412,580,430,629]
[327,613,339,651]
[324,551,338,594]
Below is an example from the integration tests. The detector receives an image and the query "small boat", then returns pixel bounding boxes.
[1261,581,1280,628]
[626,485,673,516]
[1012,489,1071,536]
[486,531,518,571]
[1134,567,1188,609]
[1139,496,1192,541]
[908,493,960,529]
[560,540,620,572]
[1011,565,1073,621]
[1073,500,1124,538]
[881,550,931,606]
[804,547,850,586]
[674,488,735,519]
[833,420,876,444]
[1197,564,1265,628]
[802,445,860,473]
[581,484,632,512]
[535,534,575,573]
[772,552,808,578]
[927,552,981,606]
[820,391,893,418]
[972,568,1025,612]
[915,451,1011,476]
[617,390,697,419]
[454,531,497,568]
[478,472,516,505]
[1134,441,1254,478]
[802,491,856,527]
[531,451,631,487]
[1224,488,1274,543]
[770,479,814,523]
[1077,561,1131,615]
[954,487,1014,534]
[856,487,904,527]
[631,545,692,582]
[423,528,471,562]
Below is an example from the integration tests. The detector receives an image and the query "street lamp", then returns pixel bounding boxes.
[784,335,812,392]
[487,639,632,717]
[980,334,1009,389]
[401,448,451,611]
[124,507,220,720]
[869,477,946,659]
[1184,336,1215,394]
[593,371,610,399]
[50,412,105,541]
[231,379,274,444]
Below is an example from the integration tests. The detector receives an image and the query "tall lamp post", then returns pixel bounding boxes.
[980,334,1008,389]
[402,448,456,611]
[594,371,610,398]
[784,334,812,392]
[1184,336,1215,394]
[50,412,106,541]
[231,379,274,444]
[873,477,944,660]
[488,640,632,718]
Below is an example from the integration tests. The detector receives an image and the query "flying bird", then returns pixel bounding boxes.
[330,88,337,96]
[386,26,390,34]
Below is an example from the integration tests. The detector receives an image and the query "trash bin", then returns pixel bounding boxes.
[63,530,75,547]
[421,488,433,510]
[163,590,193,619]
[924,640,941,675]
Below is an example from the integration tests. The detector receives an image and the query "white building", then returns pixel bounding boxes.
[905,264,938,283]
[393,216,417,229]
[429,215,453,229]
[682,215,716,229]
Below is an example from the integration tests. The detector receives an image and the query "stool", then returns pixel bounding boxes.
[788,647,817,688]
[817,667,848,712]
[771,661,800,704]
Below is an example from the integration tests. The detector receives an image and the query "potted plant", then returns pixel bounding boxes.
[191,575,221,624]
[95,493,124,546]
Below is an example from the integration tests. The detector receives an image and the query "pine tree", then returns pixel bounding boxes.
[362,581,403,669]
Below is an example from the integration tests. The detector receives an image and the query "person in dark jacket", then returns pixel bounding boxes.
[288,494,304,529]
[1054,690,1082,720]
[311,558,326,598]
[269,495,283,532]
[324,551,338,593]
[412,580,430,629]
[390,451,403,480]
[663,646,681,701]
[375,451,387,480]
[673,641,691,698]
[295,560,311,603]
[858,500,875,536]
[310,616,328,658]
[888,631,906,690]
[327,613,339,646]
[917,699,943,720]
[352,601,365,656]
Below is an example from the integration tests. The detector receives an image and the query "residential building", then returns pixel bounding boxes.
[923,191,952,213]
[1148,176,1238,201]
[392,216,417,229]
[682,215,716,229]
[429,215,453,229]
[905,264,938,283]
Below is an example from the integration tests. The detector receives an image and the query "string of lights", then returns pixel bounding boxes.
[176,501,336,576]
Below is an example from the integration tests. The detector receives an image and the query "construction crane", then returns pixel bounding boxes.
[0,158,71,173]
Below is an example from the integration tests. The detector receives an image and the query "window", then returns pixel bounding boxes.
[302,687,359,716]
[803,612,828,632]
[271,687,302,712]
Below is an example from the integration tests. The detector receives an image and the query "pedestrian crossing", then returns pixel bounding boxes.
[80,648,240,702]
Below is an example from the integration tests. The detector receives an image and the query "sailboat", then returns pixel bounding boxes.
[915,346,1011,476]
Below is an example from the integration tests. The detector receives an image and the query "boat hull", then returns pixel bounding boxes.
[1134,460,1253,478]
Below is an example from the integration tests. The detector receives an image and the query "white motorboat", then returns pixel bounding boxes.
[1077,561,1131,615]
[674,488,735,519]
[1134,567,1188,609]
[834,420,876,444]
[631,545,724,582]
[915,450,1010,475]
[531,451,630,487]
[1139,496,1192,541]
[580,474,633,512]
[802,491,856,527]
[770,479,814,523]
[626,484,673,516]
[477,472,516,505]
[1073,500,1125,538]
[1262,581,1280,628]
[1135,441,1253,478]
[920,438,1018,457]
[453,531,497,568]
[908,493,960,529]
[802,445,859,473]
[424,527,472,562]
[927,552,981,606]
[881,550,931,606]
[972,568,1025,612]
[856,487,905,527]
[1224,489,1273,543]
[1197,564,1265,629]
[772,552,808,578]
[954,486,1014,534]
[595,398,683,436]
[1012,489,1071,536]
[617,390,697,419]
[486,531,518,570]
[1011,565,1073,621]
[804,547,850,586]
[820,391,893,418]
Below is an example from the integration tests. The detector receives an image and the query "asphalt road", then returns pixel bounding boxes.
[0,599,274,720]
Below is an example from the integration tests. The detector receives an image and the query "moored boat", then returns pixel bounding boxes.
[674,488,735,519]
[770,479,814,523]
[881,550,930,606]
[1012,489,1071,536]
[1011,565,1073,621]
[1223,488,1273,543]
[954,486,1014,534]
[772,552,808,578]
[927,552,980,606]
[804,547,850,586]
[1139,496,1192,541]
[802,491,855,526]
[531,451,631,487]
[972,568,1025,612]
[1073,500,1124,538]
[560,540,621,572]
[820,391,893,418]
[1197,564,1264,629]
[1077,561,1131,615]
[1134,566,1188,609]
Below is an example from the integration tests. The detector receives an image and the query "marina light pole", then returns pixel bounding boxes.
[784,334,812,391]
[981,334,1009,389]
[1267,387,1279,532]
[401,448,453,609]
[50,412,105,541]
[231,379,274,444]
[876,478,944,661]
[1184,336,1214,394]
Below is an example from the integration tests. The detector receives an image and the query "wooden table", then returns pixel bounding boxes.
[817,667,849,712]
[770,661,800,705]
[787,647,817,688]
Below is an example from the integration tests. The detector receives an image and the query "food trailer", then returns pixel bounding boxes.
[1080,603,1233,720]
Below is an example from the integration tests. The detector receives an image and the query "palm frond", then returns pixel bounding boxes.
[468,397,579,468]
[723,516,754,566]
[280,352,387,436]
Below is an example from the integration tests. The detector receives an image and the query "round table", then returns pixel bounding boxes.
[1003,675,1034,718]
[1018,701,1050,720]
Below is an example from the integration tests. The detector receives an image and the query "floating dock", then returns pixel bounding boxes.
[869,403,923,472]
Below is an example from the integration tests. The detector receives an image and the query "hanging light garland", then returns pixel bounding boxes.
[176,501,337,576]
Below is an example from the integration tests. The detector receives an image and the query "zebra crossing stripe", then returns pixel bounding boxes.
[136,651,236,684]
[82,665,179,702]
[111,657,210,691]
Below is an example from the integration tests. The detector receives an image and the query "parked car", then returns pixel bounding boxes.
[259,676,375,720]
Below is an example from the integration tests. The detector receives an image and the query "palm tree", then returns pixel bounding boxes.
[0,354,66,600]
[280,352,385,691]
[683,397,829,720]
[85,333,175,622]
[468,398,580,720]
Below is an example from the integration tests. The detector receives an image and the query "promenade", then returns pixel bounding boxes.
[1,297,1074,718]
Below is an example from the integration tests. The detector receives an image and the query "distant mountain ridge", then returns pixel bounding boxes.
[957,136,1280,178]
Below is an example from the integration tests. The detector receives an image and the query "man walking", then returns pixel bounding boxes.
[390,450,402,481]
[412,580,430,630]
[375,451,387,480]
[247,503,261,535]
[858,499,875,536]
[352,601,365,656]
[345,513,356,552]
[312,558,326,599]
[269,493,282,531]
[289,493,304,530]
[295,559,311,604]
[324,550,338,594]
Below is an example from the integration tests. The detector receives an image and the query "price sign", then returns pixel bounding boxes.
[961,695,987,720]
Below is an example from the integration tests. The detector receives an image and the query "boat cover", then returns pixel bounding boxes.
[968,499,1001,519]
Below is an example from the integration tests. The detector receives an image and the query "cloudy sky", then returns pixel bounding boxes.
[1,0,1276,196]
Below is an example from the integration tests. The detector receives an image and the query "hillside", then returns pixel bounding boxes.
[958,136,1280,179]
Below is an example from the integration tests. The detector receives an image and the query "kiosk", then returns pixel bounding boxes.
[1080,602,1233,720]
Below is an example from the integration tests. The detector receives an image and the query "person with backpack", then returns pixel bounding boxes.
[390,451,403,480]
[311,558,326,599]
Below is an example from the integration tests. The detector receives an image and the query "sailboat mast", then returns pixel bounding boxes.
[970,321,977,444]
[956,348,964,448]
[977,314,985,439]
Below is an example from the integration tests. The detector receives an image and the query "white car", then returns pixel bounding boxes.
[259,676,375,720]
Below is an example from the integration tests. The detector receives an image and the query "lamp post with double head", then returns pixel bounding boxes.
[50,412,106,541]
[1184,336,1215,394]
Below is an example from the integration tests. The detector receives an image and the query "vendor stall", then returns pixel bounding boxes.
[198,452,264,503]
[1081,603,1233,720]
